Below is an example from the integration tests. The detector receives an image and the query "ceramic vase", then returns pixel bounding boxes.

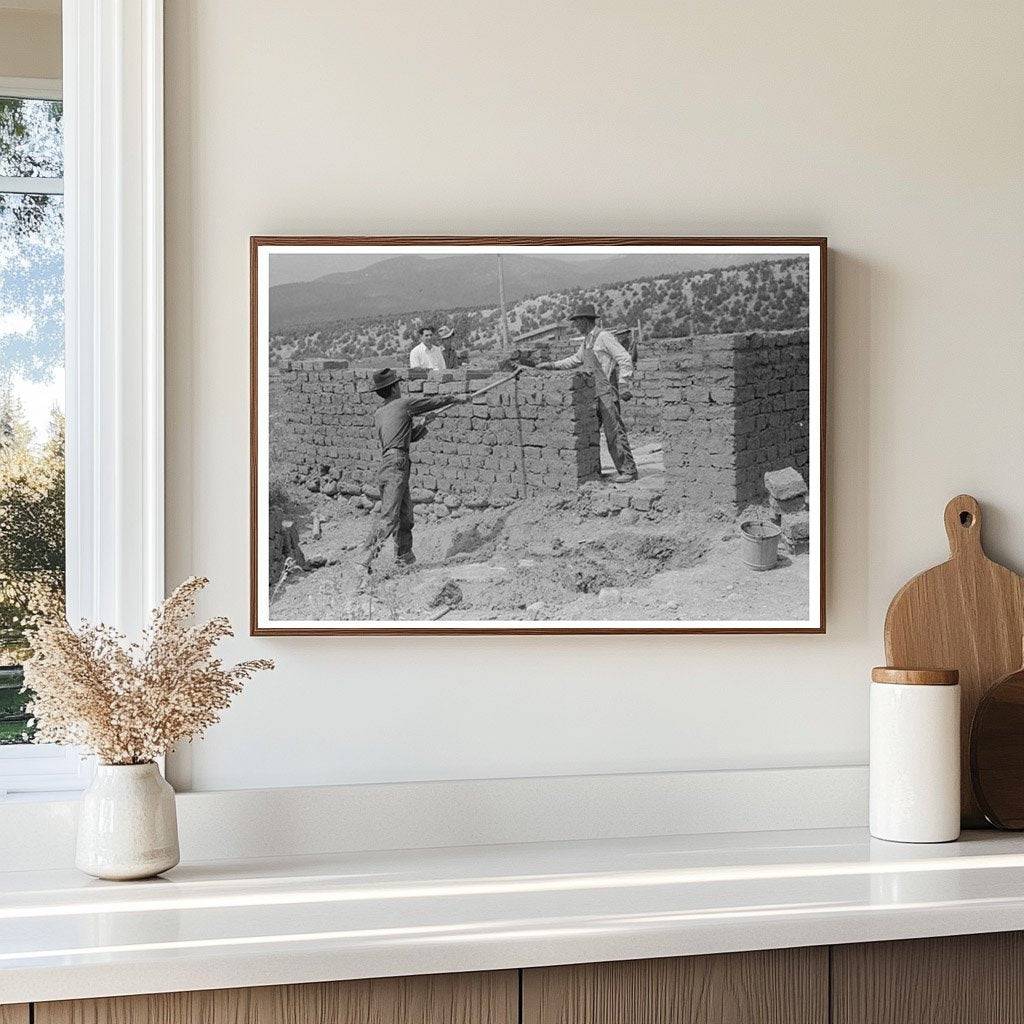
[76,762,180,880]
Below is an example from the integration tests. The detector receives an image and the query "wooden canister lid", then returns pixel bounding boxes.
[871,667,960,686]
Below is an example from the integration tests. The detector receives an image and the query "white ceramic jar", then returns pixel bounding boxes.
[869,667,961,843]
[76,762,180,880]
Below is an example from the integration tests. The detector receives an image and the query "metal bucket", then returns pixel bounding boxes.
[739,520,781,571]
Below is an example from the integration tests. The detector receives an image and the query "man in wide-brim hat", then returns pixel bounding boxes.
[437,324,458,368]
[534,304,639,483]
[357,367,470,570]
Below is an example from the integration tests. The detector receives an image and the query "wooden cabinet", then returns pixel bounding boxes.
[23,932,1024,1024]
[832,932,1024,1024]
[34,971,517,1024]
[522,948,828,1024]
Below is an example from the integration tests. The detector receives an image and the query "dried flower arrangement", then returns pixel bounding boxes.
[23,576,273,765]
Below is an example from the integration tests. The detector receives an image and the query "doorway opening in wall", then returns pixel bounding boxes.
[0,78,83,798]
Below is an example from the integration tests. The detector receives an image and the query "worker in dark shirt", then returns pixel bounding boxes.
[437,324,459,368]
[357,367,469,571]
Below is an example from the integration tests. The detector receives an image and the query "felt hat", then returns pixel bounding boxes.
[368,367,400,392]
[437,325,455,339]
[569,304,599,320]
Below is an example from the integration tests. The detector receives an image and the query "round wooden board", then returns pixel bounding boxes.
[970,664,1024,829]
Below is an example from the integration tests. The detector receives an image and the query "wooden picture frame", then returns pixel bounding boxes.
[251,236,827,635]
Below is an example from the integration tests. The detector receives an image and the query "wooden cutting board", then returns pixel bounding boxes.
[884,494,1024,826]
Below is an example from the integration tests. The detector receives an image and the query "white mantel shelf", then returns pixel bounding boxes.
[4,828,1024,1004]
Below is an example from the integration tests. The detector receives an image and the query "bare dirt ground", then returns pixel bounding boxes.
[269,439,810,624]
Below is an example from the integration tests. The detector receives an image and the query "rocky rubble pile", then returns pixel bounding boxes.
[763,466,810,554]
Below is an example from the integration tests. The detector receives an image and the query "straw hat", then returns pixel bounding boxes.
[366,367,400,393]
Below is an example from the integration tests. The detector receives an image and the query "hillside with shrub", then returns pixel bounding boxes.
[269,256,809,367]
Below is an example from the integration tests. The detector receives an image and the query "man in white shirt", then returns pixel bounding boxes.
[409,325,446,371]
[535,304,638,483]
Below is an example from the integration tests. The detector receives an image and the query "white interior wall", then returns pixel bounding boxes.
[163,0,1024,792]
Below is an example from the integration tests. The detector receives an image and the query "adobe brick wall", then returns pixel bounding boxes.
[621,356,663,436]
[270,363,601,509]
[660,329,810,507]
[270,327,810,513]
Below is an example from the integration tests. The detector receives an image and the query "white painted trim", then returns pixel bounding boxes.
[0,1,165,803]
[0,175,63,194]
[0,76,62,100]
[0,765,869,870]
[63,0,164,635]
[0,744,93,797]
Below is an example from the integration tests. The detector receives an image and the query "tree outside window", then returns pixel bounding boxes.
[0,94,65,745]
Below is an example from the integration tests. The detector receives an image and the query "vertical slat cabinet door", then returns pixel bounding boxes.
[832,933,1024,1024]
[34,971,519,1024]
[522,948,828,1024]
[0,1006,29,1024]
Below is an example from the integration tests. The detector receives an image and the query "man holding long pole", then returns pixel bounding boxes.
[356,367,522,572]
[534,304,639,483]
[356,368,470,571]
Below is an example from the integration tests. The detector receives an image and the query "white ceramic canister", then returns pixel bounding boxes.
[869,667,961,843]
[76,762,180,880]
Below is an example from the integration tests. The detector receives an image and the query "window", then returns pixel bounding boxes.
[0,5,166,798]
[0,80,84,797]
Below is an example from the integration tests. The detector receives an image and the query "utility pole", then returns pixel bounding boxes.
[496,254,511,352]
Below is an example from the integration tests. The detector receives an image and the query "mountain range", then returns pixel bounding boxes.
[267,256,810,369]
[267,252,773,330]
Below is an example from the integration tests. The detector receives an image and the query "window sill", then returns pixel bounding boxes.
[0,744,93,799]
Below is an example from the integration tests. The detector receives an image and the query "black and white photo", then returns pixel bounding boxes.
[251,238,825,634]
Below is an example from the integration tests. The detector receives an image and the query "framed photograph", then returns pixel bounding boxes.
[251,236,826,635]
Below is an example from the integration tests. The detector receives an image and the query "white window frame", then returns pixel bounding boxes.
[0,75,83,797]
[0,77,64,193]
[0,77,61,101]
[0,0,165,799]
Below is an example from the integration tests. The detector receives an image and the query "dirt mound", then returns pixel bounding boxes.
[429,580,464,608]
[555,558,617,595]
[267,476,805,624]
[548,531,707,595]
[444,511,507,559]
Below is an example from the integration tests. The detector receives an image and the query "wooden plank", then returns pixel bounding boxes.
[883,494,1024,825]
[832,933,1024,1023]
[35,971,517,1024]
[522,948,828,1024]
[0,1006,29,1024]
